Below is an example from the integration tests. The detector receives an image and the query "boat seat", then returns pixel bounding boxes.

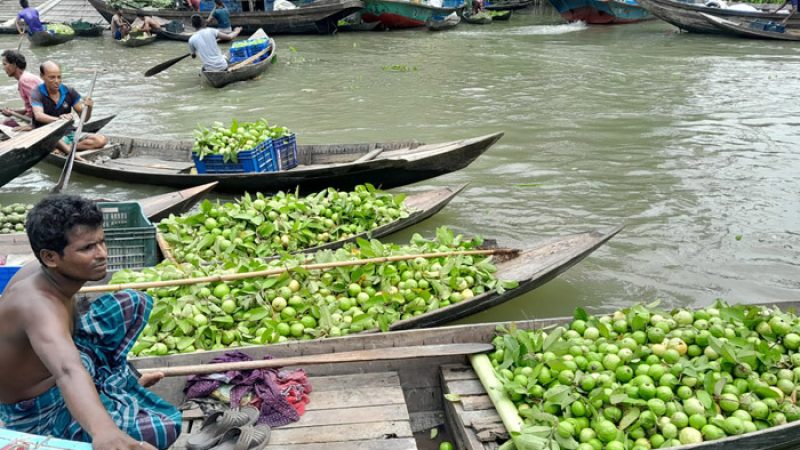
[100,157,195,174]
[174,371,418,450]
[441,364,506,450]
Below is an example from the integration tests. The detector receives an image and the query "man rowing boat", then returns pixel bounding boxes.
[188,14,241,72]
[1,50,41,131]
[0,195,181,450]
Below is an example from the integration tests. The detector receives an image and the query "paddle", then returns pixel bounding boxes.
[144,52,192,77]
[51,70,98,193]
[139,343,494,377]
[78,247,519,293]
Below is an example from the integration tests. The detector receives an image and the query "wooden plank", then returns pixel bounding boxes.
[462,410,503,428]
[281,404,409,429]
[305,386,406,411]
[409,410,446,433]
[269,421,414,445]
[442,368,491,450]
[309,372,400,391]
[461,395,494,412]
[441,364,479,382]
[446,379,487,396]
[267,437,418,450]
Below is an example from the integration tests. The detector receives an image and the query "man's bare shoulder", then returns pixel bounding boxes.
[1,264,63,315]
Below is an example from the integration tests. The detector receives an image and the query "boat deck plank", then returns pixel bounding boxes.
[102,157,193,173]
[441,364,505,450]
[175,371,417,450]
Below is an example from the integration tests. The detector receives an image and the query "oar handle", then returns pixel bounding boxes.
[138,343,494,377]
[78,248,518,293]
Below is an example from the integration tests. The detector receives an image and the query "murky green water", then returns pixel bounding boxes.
[0,8,798,322]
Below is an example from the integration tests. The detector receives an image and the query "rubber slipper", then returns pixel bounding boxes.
[186,406,260,450]
[209,424,271,450]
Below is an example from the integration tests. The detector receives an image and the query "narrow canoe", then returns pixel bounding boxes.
[136,299,800,450]
[701,12,800,39]
[69,21,105,37]
[155,28,194,41]
[44,132,503,193]
[87,0,364,35]
[201,39,276,88]
[636,0,799,33]
[27,30,75,46]
[115,33,158,47]
[0,120,71,188]
[0,182,218,260]
[462,11,493,24]
[0,115,117,142]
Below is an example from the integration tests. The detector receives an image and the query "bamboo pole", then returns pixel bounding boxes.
[79,248,517,293]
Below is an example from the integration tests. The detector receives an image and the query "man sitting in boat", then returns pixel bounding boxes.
[29,61,108,152]
[188,14,242,72]
[111,8,131,40]
[0,195,181,450]
[133,13,163,34]
[1,50,41,131]
[209,0,233,32]
[15,0,44,35]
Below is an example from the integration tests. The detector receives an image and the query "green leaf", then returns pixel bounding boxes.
[619,407,640,430]
[429,428,438,440]
[444,393,461,402]
[574,307,589,321]
[542,327,564,352]
[696,390,714,411]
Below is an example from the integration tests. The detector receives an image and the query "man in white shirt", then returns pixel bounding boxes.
[187,14,241,72]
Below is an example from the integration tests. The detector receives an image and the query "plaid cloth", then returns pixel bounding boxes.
[0,290,181,450]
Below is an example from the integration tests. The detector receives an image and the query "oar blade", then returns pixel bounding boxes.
[145,53,191,77]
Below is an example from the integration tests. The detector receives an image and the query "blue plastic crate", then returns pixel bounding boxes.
[193,140,278,174]
[0,265,22,294]
[442,0,464,7]
[271,133,298,171]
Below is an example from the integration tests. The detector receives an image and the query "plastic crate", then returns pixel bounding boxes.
[193,139,277,174]
[98,202,158,272]
[271,133,298,170]
[230,38,269,63]
[199,0,242,12]
[0,265,22,294]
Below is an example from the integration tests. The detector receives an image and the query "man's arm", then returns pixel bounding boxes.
[22,299,155,450]
[72,98,93,123]
[216,27,241,41]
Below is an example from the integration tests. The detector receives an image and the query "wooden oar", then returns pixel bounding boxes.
[139,343,494,377]
[52,70,98,193]
[144,52,192,77]
[78,247,519,293]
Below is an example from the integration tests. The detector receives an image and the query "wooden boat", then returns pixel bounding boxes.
[361,0,463,29]
[69,20,104,37]
[0,182,218,260]
[485,0,534,10]
[488,9,512,19]
[202,38,275,88]
[115,32,158,47]
[337,12,382,31]
[43,132,503,194]
[547,0,652,23]
[27,30,75,46]
[155,28,194,41]
[0,120,71,188]
[462,11,493,23]
[136,298,800,450]
[427,13,461,30]
[88,0,363,35]
[0,115,116,142]
[701,12,800,39]
[636,0,799,33]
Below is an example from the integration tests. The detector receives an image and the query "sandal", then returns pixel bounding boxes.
[209,425,271,450]
[186,406,260,450]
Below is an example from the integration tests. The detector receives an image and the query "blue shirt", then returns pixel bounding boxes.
[16,7,44,34]
[212,7,231,29]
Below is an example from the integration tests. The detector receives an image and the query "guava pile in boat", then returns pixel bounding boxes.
[45,23,74,36]
[0,203,33,234]
[489,301,800,449]
[192,119,291,163]
[113,227,518,356]
[158,184,411,261]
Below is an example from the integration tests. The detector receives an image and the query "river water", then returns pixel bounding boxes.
[0,8,798,322]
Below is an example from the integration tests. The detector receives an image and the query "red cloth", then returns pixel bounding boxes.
[17,71,41,118]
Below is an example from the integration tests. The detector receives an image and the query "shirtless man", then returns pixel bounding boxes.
[111,8,131,40]
[0,195,181,450]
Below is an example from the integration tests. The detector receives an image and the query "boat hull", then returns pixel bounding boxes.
[115,34,157,47]
[637,0,800,33]
[702,12,800,39]
[362,0,461,29]
[44,133,503,194]
[548,0,652,23]
[485,0,534,10]
[201,39,275,88]
[28,30,75,46]
[88,0,363,34]
[0,121,71,187]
